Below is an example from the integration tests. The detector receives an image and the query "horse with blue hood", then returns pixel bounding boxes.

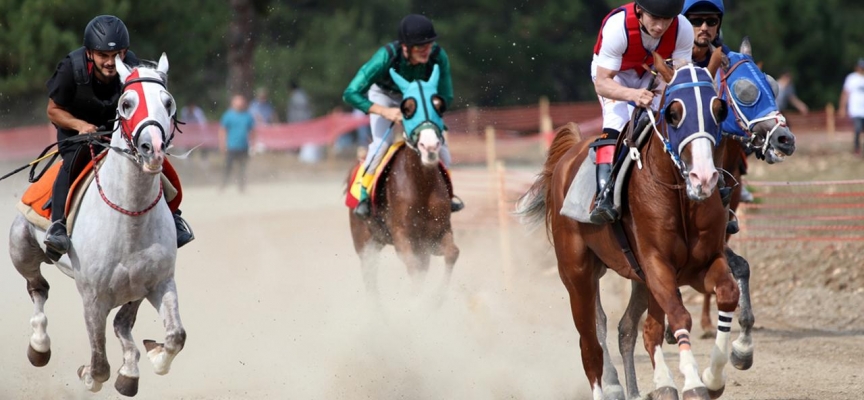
[347,64,460,296]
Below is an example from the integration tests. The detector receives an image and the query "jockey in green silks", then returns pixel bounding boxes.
[343,14,463,218]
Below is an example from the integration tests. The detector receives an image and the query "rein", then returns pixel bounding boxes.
[89,143,164,217]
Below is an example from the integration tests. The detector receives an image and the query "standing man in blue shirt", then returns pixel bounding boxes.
[219,94,256,192]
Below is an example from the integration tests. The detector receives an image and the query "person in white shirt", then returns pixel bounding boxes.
[589,0,694,223]
[839,58,864,155]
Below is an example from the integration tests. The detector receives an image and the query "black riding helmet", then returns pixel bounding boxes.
[636,0,685,18]
[84,15,130,51]
[398,14,438,46]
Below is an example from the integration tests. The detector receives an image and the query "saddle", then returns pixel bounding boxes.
[346,141,453,211]
[17,154,179,235]
[560,109,653,223]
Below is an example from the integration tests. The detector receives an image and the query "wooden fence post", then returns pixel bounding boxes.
[826,103,835,137]
[485,125,496,172]
[539,96,553,153]
[468,106,479,136]
[496,160,513,289]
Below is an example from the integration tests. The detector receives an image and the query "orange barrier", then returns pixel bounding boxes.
[735,180,864,242]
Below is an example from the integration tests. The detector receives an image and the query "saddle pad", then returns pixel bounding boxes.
[346,141,453,209]
[560,148,597,223]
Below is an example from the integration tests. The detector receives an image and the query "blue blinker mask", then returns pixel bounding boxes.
[389,65,446,147]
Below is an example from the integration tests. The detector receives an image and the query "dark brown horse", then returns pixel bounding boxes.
[518,51,739,400]
[348,143,459,294]
[348,66,459,296]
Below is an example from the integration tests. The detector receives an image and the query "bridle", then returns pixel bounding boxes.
[717,58,787,156]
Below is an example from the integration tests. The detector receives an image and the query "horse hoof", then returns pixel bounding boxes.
[707,385,725,399]
[731,347,754,370]
[115,374,139,397]
[143,339,161,352]
[648,386,679,400]
[27,345,51,367]
[682,386,711,400]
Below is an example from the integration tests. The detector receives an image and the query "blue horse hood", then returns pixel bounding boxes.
[389,65,445,141]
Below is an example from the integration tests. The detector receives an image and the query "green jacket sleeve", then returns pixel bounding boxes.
[343,47,390,113]
[436,48,454,108]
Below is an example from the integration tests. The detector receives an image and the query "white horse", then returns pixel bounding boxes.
[9,53,185,397]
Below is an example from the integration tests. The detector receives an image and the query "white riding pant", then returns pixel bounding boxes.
[362,84,451,174]
[590,62,662,133]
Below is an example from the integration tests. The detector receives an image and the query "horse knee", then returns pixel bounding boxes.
[714,282,740,312]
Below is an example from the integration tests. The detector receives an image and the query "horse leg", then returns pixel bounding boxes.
[701,294,716,339]
[9,216,53,367]
[438,230,459,288]
[78,297,111,392]
[553,230,604,400]
[726,247,754,370]
[113,300,143,397]
[392,232,426,287]
[594,288,625,400]
[144,278,186,376]
[701,257,741,399]
[643,297,679,400]
[618,281,649,400]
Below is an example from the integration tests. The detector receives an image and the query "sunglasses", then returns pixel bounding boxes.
[689,17,720,27]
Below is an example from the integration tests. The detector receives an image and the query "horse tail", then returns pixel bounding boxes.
[516,122,582,235]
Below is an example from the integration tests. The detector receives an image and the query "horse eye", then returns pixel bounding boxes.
[122,101,131,111]
[400,99,417,119]
[432,95,447,115]
[165,99,173,109]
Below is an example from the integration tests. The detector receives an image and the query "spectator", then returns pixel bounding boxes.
[181,100,207,125]
[249,87,277,125]
[219,94,255,192]
[839,58,864,155]
[286,80,313,123]
[776,70,809,115]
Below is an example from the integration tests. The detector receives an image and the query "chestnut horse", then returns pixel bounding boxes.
[518,51,738,400]
[348,66,459,295]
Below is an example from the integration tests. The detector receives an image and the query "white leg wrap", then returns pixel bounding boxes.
[703,311,733,390]
[652,345,676,390]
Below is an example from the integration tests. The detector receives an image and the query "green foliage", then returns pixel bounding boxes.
[2,0,863,127]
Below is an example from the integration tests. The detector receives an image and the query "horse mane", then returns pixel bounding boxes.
[515,122,582,238]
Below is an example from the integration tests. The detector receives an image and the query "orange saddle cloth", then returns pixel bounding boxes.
[17,156,181,233]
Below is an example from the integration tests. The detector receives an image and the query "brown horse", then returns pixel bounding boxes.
[348,143,459,294]
[348,66,459,296]
[518,51,739,400]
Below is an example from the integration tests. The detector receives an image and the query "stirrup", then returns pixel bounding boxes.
[44,220,70,261]
[589,193,619,224]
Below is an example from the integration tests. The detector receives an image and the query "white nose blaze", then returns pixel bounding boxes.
[417,129,441,165]
[687,138,719,199]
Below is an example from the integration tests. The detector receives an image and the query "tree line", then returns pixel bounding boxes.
[1,0,862,127]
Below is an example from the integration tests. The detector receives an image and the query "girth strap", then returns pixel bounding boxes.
[611,220,646,282]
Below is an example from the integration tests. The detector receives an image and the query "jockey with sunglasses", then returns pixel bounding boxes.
[589,0,694,224]
[683,0,730,68]
[44,15,194,256]
[343,14,463,218]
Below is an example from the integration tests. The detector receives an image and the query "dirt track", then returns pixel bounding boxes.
[0,134,862,399]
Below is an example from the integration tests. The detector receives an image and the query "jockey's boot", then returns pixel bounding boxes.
[173,210,195,248]
[739,186,755,203]
[44,220,71,259]
[450,196,465,213]
[589,162,619,224]
[353,173,375,219]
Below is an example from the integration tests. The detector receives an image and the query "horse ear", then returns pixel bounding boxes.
[116,54,131,82]
[706,47,724,79]
[428,64,440,86]
[388,68,411,93]
[157,52,169,75]
[740,36,752,56]
[652,52,674,83]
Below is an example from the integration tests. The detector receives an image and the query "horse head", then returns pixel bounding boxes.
[389,65,446,166]
[114,53,176,174]
[718,37,796,164]
[654,49,727,200]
